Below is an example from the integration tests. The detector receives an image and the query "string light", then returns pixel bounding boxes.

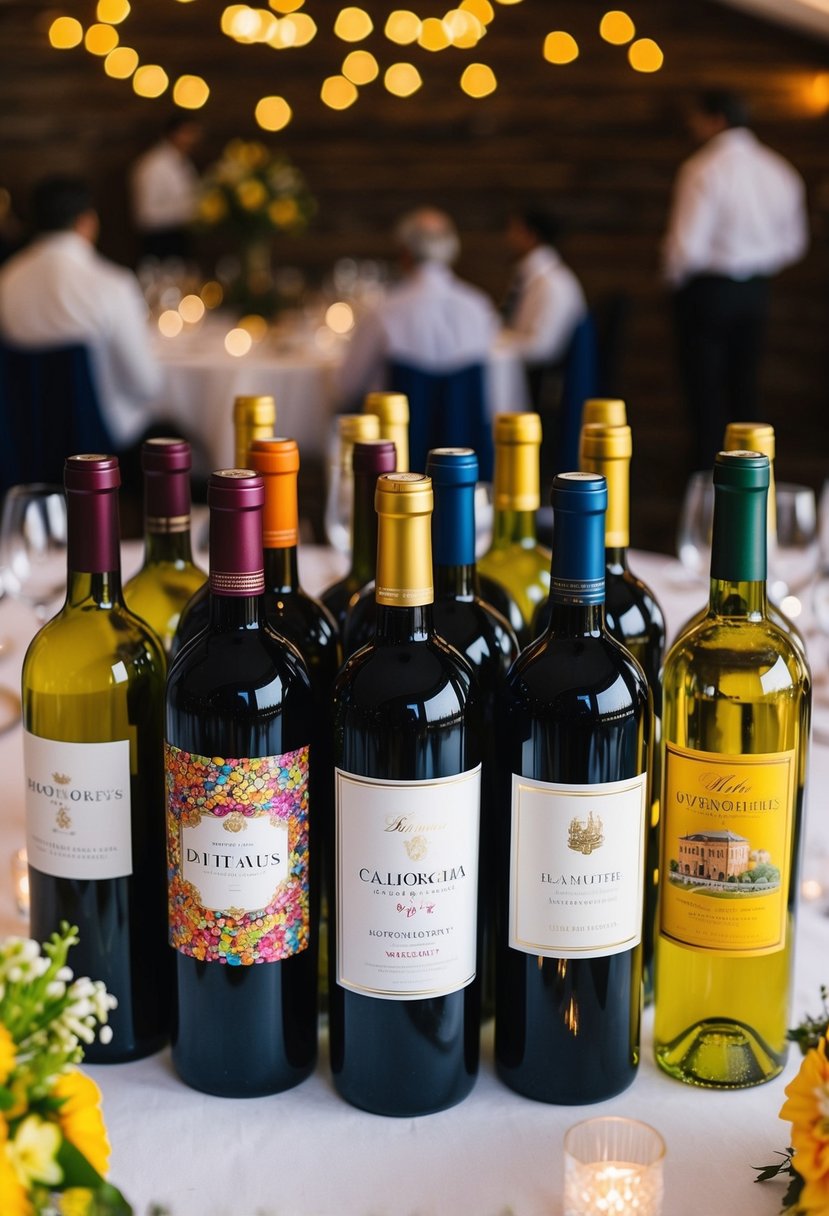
[255,94,293,130]
[460,0,494,23]
[158,310,184,338]
[600,10,635,45]
[334,7,373,42]
[460,62,496,96]
[104,45,138,77]
[326,302,355,334]
[342,50,379,85]
[385,9,421,44]
[384,62,422,97]
[173,74,210,108]
[200,281,224,308]
[544,30,579,64]
[225,328,253,356]
[321,74,359,109]
[444,10,484,47]
[178,294,206,323]
[418,17,451,51]
[49,17,83,49]
[628,37,663,71]
[84,23,119,55]
[96,0,130,23]
[269,0,304,11]
[133,64,169,97]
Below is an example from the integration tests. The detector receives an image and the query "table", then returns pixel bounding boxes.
[149,318,529,474]
[0,546,824,1216]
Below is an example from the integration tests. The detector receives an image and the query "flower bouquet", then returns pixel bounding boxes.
[0,924,130,1216]
[755,987,829,1214]
[196,139,316,316]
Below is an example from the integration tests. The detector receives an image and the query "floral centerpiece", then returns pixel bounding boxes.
[755,987,829,1214]
[196,139,316,315]
[0,924,129,1215]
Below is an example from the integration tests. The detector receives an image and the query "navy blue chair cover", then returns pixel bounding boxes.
[526,312,599,477]
[0,343,113,494]
[387,360,493,481]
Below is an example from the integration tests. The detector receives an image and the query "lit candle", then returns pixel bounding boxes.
[564,1117,664,1216]
[11,846,29,919]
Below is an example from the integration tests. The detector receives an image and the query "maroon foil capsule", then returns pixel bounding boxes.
[353,439,397,477]
[64,454,121,575]
[208,470,266,597]
[142,438,192,531]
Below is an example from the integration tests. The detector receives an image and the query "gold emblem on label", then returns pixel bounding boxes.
[55,807,72,830]
[567,812,604,855]
[223,812,247,833]
[404,834,428,861]
[52,772,71,784]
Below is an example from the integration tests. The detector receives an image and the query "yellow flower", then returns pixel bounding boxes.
[0,1025,16,1085]
[60,1188,95,1216]
[0,1118,31,1216]
[52,1070,110,1179]
[236,179,268,210]
[6,1114,62,1187]
[268,197,299,228]
[780,1036,829,1208]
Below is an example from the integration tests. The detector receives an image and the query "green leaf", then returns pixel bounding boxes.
[92,1182,134,1215]
[56,1139,107,1189]
[0,1084,16,1111]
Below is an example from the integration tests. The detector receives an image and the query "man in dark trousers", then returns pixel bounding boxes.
[663,90,808,470]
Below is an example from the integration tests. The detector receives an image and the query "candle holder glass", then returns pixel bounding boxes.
[564,1116,665,1216]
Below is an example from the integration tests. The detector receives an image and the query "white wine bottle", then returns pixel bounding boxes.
[23,455,170,1062]
[654,450,811,1087]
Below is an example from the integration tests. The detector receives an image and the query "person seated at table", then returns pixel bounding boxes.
[500,207,587,379]
[131,114,202,263]
[336,207,499,470]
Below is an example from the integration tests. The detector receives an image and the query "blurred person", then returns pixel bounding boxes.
[500,208,587,373]
[337,207,499,413]
[131,114,202,261]
[663,89,808,470]
[0,174,162,455]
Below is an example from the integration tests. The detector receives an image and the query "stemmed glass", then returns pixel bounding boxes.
[767,483,819,613]
[675,470,715,582]
[0,484,69,625]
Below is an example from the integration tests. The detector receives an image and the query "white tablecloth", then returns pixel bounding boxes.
[150,322,529,474]
[0,546,824,1216]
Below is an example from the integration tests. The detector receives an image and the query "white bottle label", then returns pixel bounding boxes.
[181,814,288,913]
[335,765,481,1001]
[24,732,133,880]
[509,772,647,959]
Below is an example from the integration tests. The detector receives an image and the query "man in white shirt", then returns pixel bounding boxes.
[337,206,498,420]
[501,210,587,375]
[663,90,808,469]
[131,115,202,262]
[0,175,162,456]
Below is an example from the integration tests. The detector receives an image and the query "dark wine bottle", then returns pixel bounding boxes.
[321,438,396,632]
[124,437,206,655]
[23,455,170,1062]
[165,470,316,1097]
[496,471,650,1104]
[331,472,482,1116]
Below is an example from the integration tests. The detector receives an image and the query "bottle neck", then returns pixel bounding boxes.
[435,563,476,599]
[546,493,606,637]
[492,507,538,548]
[545,600,604,637]
[375,603,433,643]
[585,453,630,551]
[66,486,123,606]
[605,544,629,574]
[145,527,195,565]
[208,592,263,631]
[374,510,434,610]
[350,470,380,584]
[264,545,299,594]
[143,466,194,564]
[708,475,768,619]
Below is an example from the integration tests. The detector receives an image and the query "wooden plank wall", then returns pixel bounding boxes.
[1,0,828,551]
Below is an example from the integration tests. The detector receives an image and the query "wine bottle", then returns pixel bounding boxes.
[331,472,482,1116]
[165,470,316,1097]
[534,421,665,1002]
[654,451,810,1088]
[233,394,275,468]
[321,438,397,632]
[324,412,381,554]
[675,422,806,657]
[365,391,409,472]
[496,472,650,1104]
[23,455,170,1063]
[477,412,549,647]
[124,438,206,655]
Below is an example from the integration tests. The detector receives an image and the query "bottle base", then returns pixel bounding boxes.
[655,1018,785,1088]
[332,1074,477,1118]
[495,1062,638,1106]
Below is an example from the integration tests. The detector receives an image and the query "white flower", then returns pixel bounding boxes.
[7,1115,63,1187]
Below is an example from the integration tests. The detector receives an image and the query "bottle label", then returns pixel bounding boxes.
[660,742,796,956]
[509,772,647,958]
[165,743,310,965]
[335,765,481,1001]
[23,733,133,880]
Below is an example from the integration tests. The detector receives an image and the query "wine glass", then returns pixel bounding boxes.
[675,470,714,582]
[0,484,68,624]
[768,483,819,614]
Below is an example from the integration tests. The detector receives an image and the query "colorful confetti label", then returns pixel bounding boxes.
[165,743,310,966]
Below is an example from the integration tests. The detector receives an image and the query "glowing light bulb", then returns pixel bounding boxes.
[384,62,422,97]
[385,9,421,44]
[133,64,169,97]
[321,74,359,109]
[628,37,663,71]
[49,16,84,49]
[342,50,379,84]
[255,95,293,130]
[173,74,210,109]
[334,7,373,41]
[599,10,635,44]
[543,30,579,64]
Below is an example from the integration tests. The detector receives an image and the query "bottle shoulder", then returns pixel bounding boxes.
[605,567,666,637]
[24,601,166,691]
[336,633,475,711]
[508,631,650,715]
[432,595,519,674]
[664,615,811,695]
[167,622,311,698]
